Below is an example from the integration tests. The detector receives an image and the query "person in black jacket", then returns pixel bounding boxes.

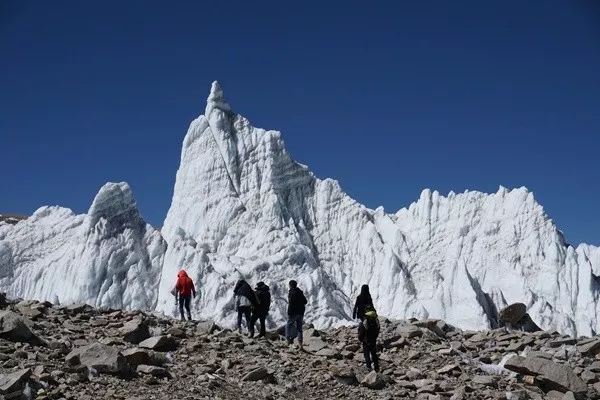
[233,279,259,336]
[250,281,271,338]
[353,284,373,321]
[285,280,307,349]
[357,305,380,372]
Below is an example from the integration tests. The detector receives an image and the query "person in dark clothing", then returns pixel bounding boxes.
[285,280,308,349]
[250,281,271,338]
[353,284,374,321]
[174,270,196,321]
[357,305,380,372]
[233,279,258,336]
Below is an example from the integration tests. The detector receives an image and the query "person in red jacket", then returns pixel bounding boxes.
[174,270,196,321]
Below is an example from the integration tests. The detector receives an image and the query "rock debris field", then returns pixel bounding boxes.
[0,295,599,400]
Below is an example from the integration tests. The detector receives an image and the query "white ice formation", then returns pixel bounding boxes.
[1,82,598,336]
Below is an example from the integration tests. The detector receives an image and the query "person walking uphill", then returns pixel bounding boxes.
[358,305,380,372]
[251,281,271,338]
[353,284,374,321]
[175,270,196,321]
[234,279,259,336]
[285,280,307,349]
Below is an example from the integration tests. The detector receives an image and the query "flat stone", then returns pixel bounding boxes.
[0,369,32,394]
[472,374,497,387]
[138,336,177,352]
[360,371,385,389]
[136,364,169,378]
[241,366,268,382]
[398,324,423,338]
[504,355,587,394]
[577,339,600,356]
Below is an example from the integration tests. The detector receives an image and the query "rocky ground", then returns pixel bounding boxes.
[1,296,599,400]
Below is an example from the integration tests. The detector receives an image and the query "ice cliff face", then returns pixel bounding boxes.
[0,182,166,310]
[1,82,598,336]
[394,188,600,336]
[157,81,600,336]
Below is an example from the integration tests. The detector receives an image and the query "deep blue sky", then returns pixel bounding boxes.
[1,0,599,245]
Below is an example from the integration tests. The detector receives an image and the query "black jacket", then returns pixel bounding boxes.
[233,280,258,307]
[287,287,307,316]
[353,294,373,320]
[253,283,271,317]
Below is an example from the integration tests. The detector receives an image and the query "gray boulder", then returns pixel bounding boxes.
[120,317,150,344]
[65,343,131,378]
[0,310,44,345]
[517,313,542,333]
[0,368,32,395]
[499,303,527,325]
[504,355,587,394]
[361,371,386,389]
[139,335,178,352]
[241,366,269,382]
[122,347,171,367]
[196,321,220,335]
[136,365,170,378]
[328,364,358,386]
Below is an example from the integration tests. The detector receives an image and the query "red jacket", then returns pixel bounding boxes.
[175,270,196,297]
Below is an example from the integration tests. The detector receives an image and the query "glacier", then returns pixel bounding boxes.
[1,81,598,337]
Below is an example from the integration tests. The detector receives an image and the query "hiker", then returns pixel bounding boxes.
[174,270,196,321]
[353,284,374,321]
[285,280,307,349]
[234,279,258,336]
[250,281,271,338]
[357,305,380,372]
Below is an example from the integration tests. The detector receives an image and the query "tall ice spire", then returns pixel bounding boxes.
[205,80,232,115]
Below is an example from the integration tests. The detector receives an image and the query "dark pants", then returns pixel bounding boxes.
[251,312,267,337]
[179,295,191,320]
[363,341,379,371]
[285,313,304,342]
[237,306,252,333]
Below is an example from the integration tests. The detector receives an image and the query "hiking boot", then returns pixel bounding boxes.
[298,340,303,350]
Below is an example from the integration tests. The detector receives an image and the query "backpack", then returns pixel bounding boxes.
[363,308,380,338]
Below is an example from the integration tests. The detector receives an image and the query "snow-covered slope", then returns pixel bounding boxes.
[1,82,598,336]
[0,182,166,310]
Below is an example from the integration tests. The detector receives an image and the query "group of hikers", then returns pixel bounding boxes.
[173,270,380,372]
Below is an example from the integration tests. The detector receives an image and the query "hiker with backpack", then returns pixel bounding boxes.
[353,284,374,321]
[174,270,196,321]
[250,281,271,338]
[285,279,308,349]
[233,279,259,336]
[358,305,380,372]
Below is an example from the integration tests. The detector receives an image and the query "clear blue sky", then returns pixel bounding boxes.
[1,0,599,245]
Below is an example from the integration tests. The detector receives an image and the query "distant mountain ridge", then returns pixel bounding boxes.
[0,214,27,225]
